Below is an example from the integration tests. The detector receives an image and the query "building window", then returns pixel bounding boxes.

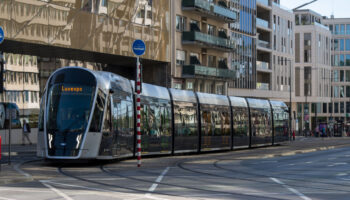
[176,15,186,32]
[340,102,345,113]
[304,33,312,63]
[340,39,345,51]
[186,82,193,90]
[334,102,339,113]
[176,50,186,65]
[323,103,327,113]
[329,103,333,113]
[174,83,182,90]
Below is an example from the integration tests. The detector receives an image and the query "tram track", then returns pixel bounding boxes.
[100,162,287,200]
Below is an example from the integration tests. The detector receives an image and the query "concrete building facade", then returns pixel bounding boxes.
[294,10,332,133]
[323,17,350,133]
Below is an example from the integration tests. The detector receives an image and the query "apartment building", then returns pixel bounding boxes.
[323,17,350,131]
[228,0,294,102]
[294,10,332,132]
[171,0,238,95]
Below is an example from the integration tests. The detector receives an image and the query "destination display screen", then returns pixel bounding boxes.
[61,86,83,93]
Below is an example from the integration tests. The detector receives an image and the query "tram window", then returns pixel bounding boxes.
[232,107,249,137]
[173,101,197,136]
[38,97,45,131]
[89,89,105,132]
[102,97,111,132]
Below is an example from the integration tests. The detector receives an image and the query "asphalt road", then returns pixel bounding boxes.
[1,145,350,200]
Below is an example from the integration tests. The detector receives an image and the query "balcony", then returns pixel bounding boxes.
[257,0,270,7]
[182,0,237,22]
[256,82,270,90]
[257,40,271,49]
[182,64,235,79]
[256,18,270,29]
[257,61,270,70]
[182,31,235,50]
[182,0,210,12]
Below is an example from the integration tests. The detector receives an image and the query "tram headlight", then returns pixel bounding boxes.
[48,133,53,149]
[76,134,82,149]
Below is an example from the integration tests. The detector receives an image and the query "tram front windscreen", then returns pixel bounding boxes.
[45,68,97,157]
[46,84,95,156]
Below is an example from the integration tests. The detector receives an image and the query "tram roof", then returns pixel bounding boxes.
[196,92,229,106]
[169,88,197,103]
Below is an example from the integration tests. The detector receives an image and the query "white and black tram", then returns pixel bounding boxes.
[37,67,289,159]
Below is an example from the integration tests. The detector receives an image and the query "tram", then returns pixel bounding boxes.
[37,67,289,159]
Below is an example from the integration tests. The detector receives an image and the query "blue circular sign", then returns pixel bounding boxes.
[132,40,146,56]
[0,26,4,44]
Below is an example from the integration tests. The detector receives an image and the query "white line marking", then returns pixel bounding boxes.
[0,197,17,200]
[13,163,31,178]
[40,180,74,200]
[145,167,170,200]
[270,177,312,200]
[148,167,170,192]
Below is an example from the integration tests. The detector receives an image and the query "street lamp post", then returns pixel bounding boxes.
[279,58,293,141]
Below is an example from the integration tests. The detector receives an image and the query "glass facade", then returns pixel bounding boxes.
[229,0,256,89]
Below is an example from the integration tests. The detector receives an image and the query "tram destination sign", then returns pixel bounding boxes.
[132,39,146,56]
[0,26,4,44]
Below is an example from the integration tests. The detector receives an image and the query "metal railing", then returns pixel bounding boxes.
[257,0,269,7]
[212,4,237,21]
[256,82,270,90]
[258,40,271,49]
[182,0,210,11]
[182,0,237,21]
[182,64,235,79]
[256,18,270,29]
[257,61,270,70]
[183,31,235,49]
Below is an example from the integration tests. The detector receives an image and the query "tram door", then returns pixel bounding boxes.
[98,96,114,156]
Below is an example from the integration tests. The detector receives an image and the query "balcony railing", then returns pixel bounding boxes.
[182,0,237,22]
[182,0,210,12]
[183,31,235,50]
[257,0,269,7]
[257,61,270,70]
[256,18,270,29]
[182,64,235,79]
[256,82,270,90]
[212,4,237,22]
[258,40,271,49]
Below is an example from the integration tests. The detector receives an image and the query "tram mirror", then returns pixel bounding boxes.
[109,89,114,94]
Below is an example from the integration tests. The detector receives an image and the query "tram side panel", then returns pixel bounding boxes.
[197,93,231,151]
[270,100,289,144]
[247,98,273,147]
[169,89,199,153]
[229,97,250,149]
[132,83,172,155]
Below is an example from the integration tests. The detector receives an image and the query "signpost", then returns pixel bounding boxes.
[0,26,4,44]
[132,39,145,167]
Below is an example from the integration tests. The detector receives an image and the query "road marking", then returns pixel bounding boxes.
[14,163,31,178]
[270,177,312,200]
[148,167,170,192]
[0,197,17,200]
[40,180,74,200]
[144,167,170,200]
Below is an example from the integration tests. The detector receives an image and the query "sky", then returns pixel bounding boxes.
[280,0,350,18]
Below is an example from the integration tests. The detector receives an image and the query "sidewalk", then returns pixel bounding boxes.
[0,144,36,185]
[1,137,350,185]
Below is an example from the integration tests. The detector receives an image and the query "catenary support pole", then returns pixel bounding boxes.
[136,56,141,167]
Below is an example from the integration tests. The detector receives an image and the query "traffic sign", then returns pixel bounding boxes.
[0,26,4,44]
[132,40,146,56]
